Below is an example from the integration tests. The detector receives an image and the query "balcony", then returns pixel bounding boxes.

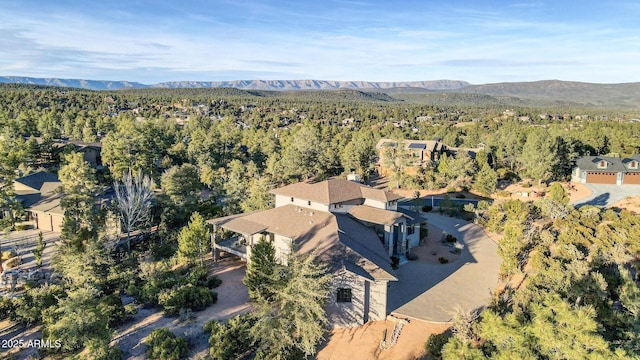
[214,235,248,260]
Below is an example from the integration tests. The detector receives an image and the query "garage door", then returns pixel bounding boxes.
[36,213,54,232]
[586,172,617,184]
[624,172,640,185]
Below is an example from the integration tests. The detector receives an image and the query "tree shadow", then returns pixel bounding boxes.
[576,192,610,207]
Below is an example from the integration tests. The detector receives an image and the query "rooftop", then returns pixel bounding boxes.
[270,178,402,205]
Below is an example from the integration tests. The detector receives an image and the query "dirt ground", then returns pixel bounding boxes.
[567,182,593,203]
[609,195,640,214]
[409,224,460,264]
[111,256,251,359]
[317,319,450,360]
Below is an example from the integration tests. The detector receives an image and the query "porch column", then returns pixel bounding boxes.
[212,225,219,262]
[386,225,394,257]
[401,222,407,254]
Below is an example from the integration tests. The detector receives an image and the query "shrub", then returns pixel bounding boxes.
[186,265,208,286]
[158,284,216,316]
[422,205,433,212]
[438,257,449,264]
[391,256,400,270]
[11,284,66,325]
[445,234,457,243]
[406,252,418,261]
[207,314,256,360]
[98,295,128,326]
[207,276,222,289]
[496,190,511,198]
[420,225,429,239]
[4,256,21,269]
[14,224,32,231]
[146,328,189,360]
[522,182,532,188]
[0,296,15,320]
[1,250,17,261]
[424,332,451,359]
[447,187,456,193]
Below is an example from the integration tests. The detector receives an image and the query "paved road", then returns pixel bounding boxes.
[388,212,501,323]
[572,183,640,207]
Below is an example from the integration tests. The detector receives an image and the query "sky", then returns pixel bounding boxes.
[1,0,639,84]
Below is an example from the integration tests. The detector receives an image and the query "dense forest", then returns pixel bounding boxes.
[1,83,640,358]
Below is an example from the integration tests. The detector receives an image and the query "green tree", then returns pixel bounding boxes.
[340,130,377,179]
[520,129,558,184]
[177,212,211,265]
[145,328,189,360]
[33,231,45,268]
[547,182,569,204]
[42,286,111,353]
[244,237,278,301]
[59,152,98,250]
[250,253,331,359]
[473,164,497,196]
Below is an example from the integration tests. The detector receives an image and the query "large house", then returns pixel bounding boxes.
[208,178,422,328]
[14,171,64,232]
[572,155,640,185]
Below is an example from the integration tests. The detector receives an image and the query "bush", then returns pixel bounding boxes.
[4,256,21,269]
[146,328,189,360]
[438,257,449,264]
[1,250,17,261]
[158,284,216,316]
[14,224,32,231]
[447,187,456,193]
[422,205,433,212]
[207,314,256,360]
[522,182,532,188]
[391,256,400,270]
[0,296,15,320]
[98,295,128,326]
[420,225,429,239]
[496,190,511,198]
[445,234,457,243]
[406,252,418,261]
[207,276,222,289]
[11,284,66,325]
[425,332,451,359]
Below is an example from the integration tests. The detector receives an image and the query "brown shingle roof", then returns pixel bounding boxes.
[348,205,405,226]
[270,178,402,204]
[208,204,396,281]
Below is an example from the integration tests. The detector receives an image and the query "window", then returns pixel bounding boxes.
[291,197,294,202]
[408,225,415,235]
[337,288,352,303]
[308,200,311,206]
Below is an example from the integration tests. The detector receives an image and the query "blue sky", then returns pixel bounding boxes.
[1,0,639,84]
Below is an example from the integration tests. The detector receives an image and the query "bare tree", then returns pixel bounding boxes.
[114,169,154,253]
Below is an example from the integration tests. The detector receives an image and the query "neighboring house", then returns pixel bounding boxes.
[572,155,640,185]
[376,138,448,175]
[14,171,64,232]
[208,178,422,328]
[55,140,103,168]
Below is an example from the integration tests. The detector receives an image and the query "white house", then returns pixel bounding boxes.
[208,178,422,328]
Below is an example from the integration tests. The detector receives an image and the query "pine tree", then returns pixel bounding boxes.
[250,253,331,359]
[244,237,278,301]
[177,212,211,265]
[474,164,497,196]
[33,231,45,268]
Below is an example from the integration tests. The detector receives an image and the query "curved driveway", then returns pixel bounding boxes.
[572,183,640,207]
[387,212,501,322]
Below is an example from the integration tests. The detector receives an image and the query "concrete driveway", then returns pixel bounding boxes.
[388,213,501,323]
[572,183,640,207]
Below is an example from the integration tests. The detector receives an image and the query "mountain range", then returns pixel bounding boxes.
[2,76,640,108]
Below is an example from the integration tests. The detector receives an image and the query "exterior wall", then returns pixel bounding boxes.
[272,234,293,265]
[14,182,36,193]
[328,199,362,214]
[325,270,388,328]
[406,224,420,249]
[274,194,330,212]
[34,212,62,232]
[363,198,387,210]
[81,148,99,167]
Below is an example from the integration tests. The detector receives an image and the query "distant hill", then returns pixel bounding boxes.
[2,76,640,108]
[455,80,640,108]
[153,79,470,91]
[0,76,148,90]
